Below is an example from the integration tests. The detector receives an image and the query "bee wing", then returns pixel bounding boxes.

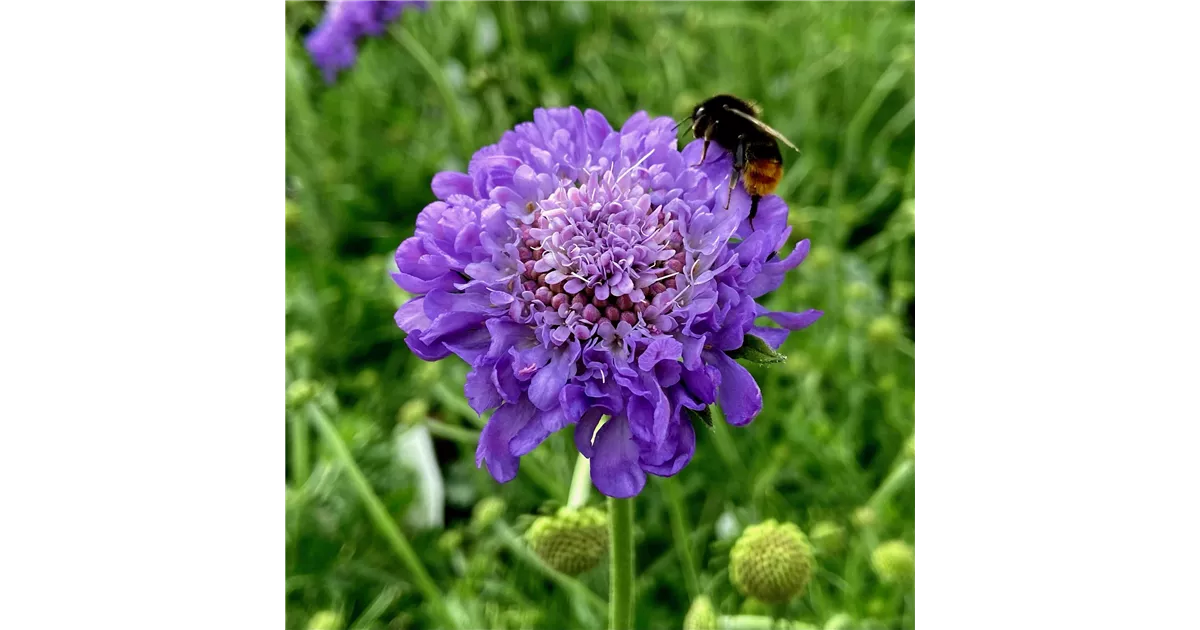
[724,107,801,153]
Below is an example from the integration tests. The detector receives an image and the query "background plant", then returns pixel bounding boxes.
[286,2,914,629]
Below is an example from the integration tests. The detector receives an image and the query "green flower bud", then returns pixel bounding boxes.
[397,399,429,426]
[729,519,815,604]
[286,379,318,408]
[823,613,855,630]
[307,610,343,630]
[525,506,608,575]
[351,368,379,391]
[286,199,301,228]
[470,497,506,533]
[866,316,901,346]
[437,529,463,554]
[808,245,835,270]
[683,595,718,630]
[286,330,315,359]
[808,520,846,554]
[871,539,915,585]
[852,506,877,529]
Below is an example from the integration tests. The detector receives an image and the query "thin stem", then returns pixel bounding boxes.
[868,460,914,512]
[289,410,310,485]
[423,419,480,446]
[492,522,607,614]
[391,28,473,156]
[566,453,592,509]
[306,403,459,630]
[660,478,701,599]
[608,496,635,630]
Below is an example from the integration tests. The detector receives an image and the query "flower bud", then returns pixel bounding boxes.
[808,520,846,554]
[683,595,717,630]
[307,610,343,630]
[470,497,506,533]
[871,540,915,585]
[823,613,854,630]
[852,506,877,529]
[286,330,314,359]
[286,379,318,408]
[397,399,429,426]
[524,506,608,575]
[437,529,464,554]
[729,519,815,604]
[866,316,901,346]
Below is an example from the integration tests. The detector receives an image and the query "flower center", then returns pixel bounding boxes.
[505,168,685,345]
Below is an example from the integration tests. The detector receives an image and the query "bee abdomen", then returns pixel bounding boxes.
[744,158,783,197]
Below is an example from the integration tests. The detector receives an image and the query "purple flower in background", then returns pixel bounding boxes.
[305,1,429,83]
[393,107,822,498]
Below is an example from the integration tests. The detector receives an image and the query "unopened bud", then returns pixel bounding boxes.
[437,529,463,554]
[397,399,429,426]
[729,519,815,604]
[852,506,877,529]
[471,497,506,533]
[871,540,914,585]
[286,379,318,408]
[307,610,343,630]
[823,613,855,630]
[525,506,608,575]
[867,316,901,346]
[809,520,846,554]
[683,595,717,630]
[286,330,315,359]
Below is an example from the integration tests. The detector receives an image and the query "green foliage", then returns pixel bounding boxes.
[285,2,915,629]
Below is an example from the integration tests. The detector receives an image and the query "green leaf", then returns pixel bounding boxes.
[726,334,788,364]
[686,406,714,429]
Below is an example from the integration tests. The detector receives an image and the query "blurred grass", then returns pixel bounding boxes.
[286,2,914,629]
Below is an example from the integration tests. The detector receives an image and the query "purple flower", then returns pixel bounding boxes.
[393,107,823,498]
[305,1,429,83]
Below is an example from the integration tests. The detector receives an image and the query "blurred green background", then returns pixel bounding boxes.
[285,2,914,629]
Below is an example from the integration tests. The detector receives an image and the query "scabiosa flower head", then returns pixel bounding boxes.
[524,506,609,575]
[393,106,822,498]
[305,0,429,83]
[729,519,815,604]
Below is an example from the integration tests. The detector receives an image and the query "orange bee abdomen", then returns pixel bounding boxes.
[743,158,783,197]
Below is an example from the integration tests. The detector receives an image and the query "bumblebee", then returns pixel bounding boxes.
[680,94,799,229]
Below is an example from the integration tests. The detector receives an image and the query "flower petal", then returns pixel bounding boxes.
[589,416,646,498]
[475,398,536,483]
[706,350,763,426]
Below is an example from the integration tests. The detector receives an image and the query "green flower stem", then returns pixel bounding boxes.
[566,453,593,509]
[391,28,473,156]
[660,478,701,599]
[867,460,914,512]
[289,410,310,485]
[306,403,459,630]
[422,419,480,445]
[492,521,607,613]
[608,496,636,630]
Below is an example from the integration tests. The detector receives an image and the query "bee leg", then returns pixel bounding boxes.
[749,195,761,230]
[691,121,717,167]
[692,137,711,167]
[724,136,746,211]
